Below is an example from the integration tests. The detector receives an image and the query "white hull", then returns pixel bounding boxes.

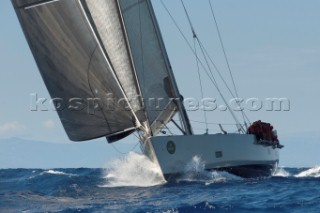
[145,134,279,180]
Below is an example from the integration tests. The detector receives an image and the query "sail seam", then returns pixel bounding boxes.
[17,0,58,9]
[77,0,142,130]
[86,45,112,131]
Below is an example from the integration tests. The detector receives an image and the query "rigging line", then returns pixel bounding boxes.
[179,0,237,100]
[173,119,245,126]
[197,39,235,98]
[179,2,238,109]
[159,0,199,65]
[162,121,174,135]
[160,1,231,111]
[193,38,208,133]
[159,0,209,75]
[187,12,250,125]
[197,39,251,125]
[160,0,245,132]
[193,34,251,125]
[133,132,143,143]
[180,0,196,37]
[191,120,246,126]
[208,0,238,98]
[196,45,237,127]
[178,1,245,132]
[111,139,140,155]
[208,0,250,125]
[180,0,250,126]
[168,126,219,132]
[176,1,220,90]
[196,34,251,124]
[195,34,250,127]
[159,1,226,101]
[137,130,145,152]
[171,118,186,134]
[196,36,245,133]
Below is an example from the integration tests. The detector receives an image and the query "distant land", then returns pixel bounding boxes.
[0,137,137,169]
[0,134,319,168]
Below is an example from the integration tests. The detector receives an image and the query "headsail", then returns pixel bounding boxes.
[12,0,142,141]
[83,0,146,123]
[12,0,192,142]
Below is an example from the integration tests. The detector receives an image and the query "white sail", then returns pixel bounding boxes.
[84,0,146,123]
[12,0,186,141]
[119,0,179,134]
[12,0,139,141]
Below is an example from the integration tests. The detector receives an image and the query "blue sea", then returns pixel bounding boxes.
[1,152,320,213]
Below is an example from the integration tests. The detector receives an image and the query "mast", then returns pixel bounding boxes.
[146,0,193,135]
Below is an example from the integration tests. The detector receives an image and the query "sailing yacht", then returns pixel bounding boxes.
[12,0,283,179]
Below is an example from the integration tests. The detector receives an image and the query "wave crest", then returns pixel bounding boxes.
[295,166,320,178]
[45,170,68,175]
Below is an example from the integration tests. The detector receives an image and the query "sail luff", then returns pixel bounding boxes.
[79,0,142,129]
[77,0,144,137]
[145,0,193,135]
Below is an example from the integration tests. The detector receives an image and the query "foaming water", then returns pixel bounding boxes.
[102,152,166,187]
[273,167,291,177]
[178,156,241,185]
[295,166,320,178]
[102,154,240,187]
[272,166,320,178]
[44,170,72,176]
[3,167,320,212]
[37,170,78,177]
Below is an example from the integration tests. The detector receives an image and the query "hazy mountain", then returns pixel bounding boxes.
[1,133,319,168]
[0,137,136,168]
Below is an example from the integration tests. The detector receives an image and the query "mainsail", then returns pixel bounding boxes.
[12,0,191,142]
[118,0,180,134]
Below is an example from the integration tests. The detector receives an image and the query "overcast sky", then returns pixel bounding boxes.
[0,0,319,168]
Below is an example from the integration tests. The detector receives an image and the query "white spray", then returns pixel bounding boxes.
[295,166,320,178]
[101,152,166,187]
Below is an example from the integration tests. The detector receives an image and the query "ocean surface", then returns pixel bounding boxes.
[1,152,320,213]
